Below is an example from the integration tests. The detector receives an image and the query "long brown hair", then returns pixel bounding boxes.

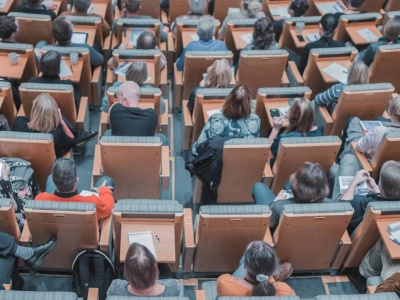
[285,97,313,135]
[222,85,252,120]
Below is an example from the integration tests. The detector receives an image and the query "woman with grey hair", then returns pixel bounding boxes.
[171,0,207,36]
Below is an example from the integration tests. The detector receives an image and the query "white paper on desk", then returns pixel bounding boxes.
[278,105,290,119]
[269,6,290,18]
[338,176,368,194]
[0,0,7,9]
[357,28,379,42]
[322,62,348,84]
[80,190,99,197]
[59,59,73,78]
[87,4,94,13]
[207,109,221,117]
[128,30,143,47]
[113,61,132,78]
[71,32,88,44]
[190,33,200,41]
[228,7,240,14]
[240,33,253,44]
[316,2,344,14]
[143,75,152,83]
[306,33,321,42]
[128,231,157,258]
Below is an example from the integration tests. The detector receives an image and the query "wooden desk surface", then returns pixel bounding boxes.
[377,219,400,260]
[121,28,156,46]
[202,102,223,123]
[263,101,290,128]
[289,27,320,49]
[316,60,352,84]
[267,2,291,21]
[182,31,198,49]
[120,222,176,263]
[71,2,107,19]
[314,0,347,16]
[0,0,14,14]
[0,54,28,80]
[346,25,382,45]
[232,29,253,51]
[73,26,96,47]
[61,57,84,82]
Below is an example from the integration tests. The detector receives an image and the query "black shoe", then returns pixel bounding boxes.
[26,236,57,270]
[75,131,98,147]
[11,276,24,290]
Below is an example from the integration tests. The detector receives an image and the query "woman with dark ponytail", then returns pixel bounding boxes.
[217,241,295,296]
[274,0,309,42]
[244,17,279,50]
[298,13,345,74]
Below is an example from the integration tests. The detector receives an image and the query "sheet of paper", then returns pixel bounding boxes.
[71,32,88,44]
[143,76,152,83]
[278,105,291,118]
[87,4,94,13]
[322,62,348,84]
[306,33,321,42]
[269,6,290,18]
[113,62,132,78]
[0,0,7,8]
[79,190,99,197]
[240,33,253,44]
[357,28,379,42]
[228,7,240,14]
[360,121,382,132]
[129,30,143,47]
[59,59,73,78]
[338,176,368,194]
[207,109,221,117]
[316,2,344,13]
[190,33,199,41]
[128,231,157,258]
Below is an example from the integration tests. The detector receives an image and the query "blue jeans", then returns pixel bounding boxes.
[45,175,114,193]
[252,181,291,205]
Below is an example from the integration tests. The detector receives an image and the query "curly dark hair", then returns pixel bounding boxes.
[52,16,73,44]
[289,0,309,17]
[0,16,17,39]
[252,17,275,50]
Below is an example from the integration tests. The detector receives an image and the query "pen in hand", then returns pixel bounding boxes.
[156,235,161,251]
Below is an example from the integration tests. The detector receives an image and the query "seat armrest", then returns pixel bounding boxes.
[160,67,168,96]
[0,97,5,111]
[3,284,10,290]
[195,290,206,300]
[91,67,103,106]
[183,208,196,273]
[160,99,169,137]
[315,106,333,135]
[281,71,289,87]
[99,215,112,255]
[92,144,102,187]
[264,227,274,247]
[17,105,26,117]
[87,288,99,300]
[76,96,89,131]
[262,162,273,187]
[167,32,175,74]
[103,34,112,60]
[182,100,193,150]
[286,61,304,86]
[161,146,170,190]
[174,63,183,108]
[367,286,377,294]
[20,223,31,245]
[351,142,373,172]
[331,230,352,270]
[100,111,109,136]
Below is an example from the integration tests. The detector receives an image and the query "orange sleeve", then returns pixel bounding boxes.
[95,186,115,220]
[217,274,251,297]
[274,282,296,296]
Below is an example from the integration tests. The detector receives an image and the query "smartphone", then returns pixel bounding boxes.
[270,109,280,118]
[297,35,305,42]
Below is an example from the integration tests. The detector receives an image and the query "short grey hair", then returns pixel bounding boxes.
[197,16,215,41]
[189,0,206,14]
[74,0,92,12]
[52,158,77,192]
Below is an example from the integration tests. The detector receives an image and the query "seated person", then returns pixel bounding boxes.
[361,17,400,66]
[188,58,232,116]
[298,13,345,74]
[112,0,168,42]
[12,94,97,157]
[217,241,295,296]
[16,0,58,20]
[62,0,111,38]
[337,0,366,16]
[0,16,19,43]
[374,273,400,296]
[35,158,114,222]
[29,50,81,110]
[171,0,207,37]
[313,60,369,115]
[37,16,104,68]
[252,162,331,230]
[107,243,182,296]
[192,84,260,155]
[218,0,262,41]
[176,15,228,71]
[244,17,279,50]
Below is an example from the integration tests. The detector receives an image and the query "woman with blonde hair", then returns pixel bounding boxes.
[188,58,232,116]
[313,60,369,115]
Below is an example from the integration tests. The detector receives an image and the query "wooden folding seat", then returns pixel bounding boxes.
[92,0,115,26]
[115,18,161,46]
[174,50,233,108]
[18,83,89,131]
[8,13,53,46]
[385,0,400,12]
[361,0,387,13]
[213,0,241,24]
[225,18,256,59]
[317,83,394,136]
[112,199,183,271]
[270,136,341,194]
[0,82,17,128]
[65,15,104,47]
[92,136,170,200]
[369,44,400,93]
[135,0,161,19]
[0,199,19,242]
[183,205,271,273]
[169,0,209,23]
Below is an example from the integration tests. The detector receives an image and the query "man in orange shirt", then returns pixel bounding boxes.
[35,158,114,221]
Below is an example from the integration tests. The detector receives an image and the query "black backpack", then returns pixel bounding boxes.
[72,249,115,300]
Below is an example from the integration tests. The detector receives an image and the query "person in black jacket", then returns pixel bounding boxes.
[15,0,58,20]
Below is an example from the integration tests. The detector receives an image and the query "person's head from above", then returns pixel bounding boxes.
[39,50,61,78]
[0,16,19,41]
[52,16,74,44]
[28,93,60,133]
[286,97,314,135]
[117,81,141,107]
[136,31,157,49]
[347,0,365,10]
[125,243,158,291]
[189,0,206,15]
[125,60,148,86]
[252,17,275,50]
[319,13,339,41]
[289,0,309,17]
[290,162,329,203]
[388,95,400,123]
[51,158,78,193]
[375,273,400,297]
[347,60,369,85]
[222,84,251,120]
[197,15,215,41]
[383,17,400,43]
[378,160,400,198]
[203,58,231,88]
[74,0,92,13]
[241,0,262,18]
[243,241,278,296]
[124,0,141,14]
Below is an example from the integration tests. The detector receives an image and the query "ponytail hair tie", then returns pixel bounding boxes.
[256,274,269,282]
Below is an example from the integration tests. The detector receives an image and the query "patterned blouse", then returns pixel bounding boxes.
[192,112,261,155]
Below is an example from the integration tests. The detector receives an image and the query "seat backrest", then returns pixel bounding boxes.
[182,51,233,100]
[0,132,56,190]
[315,293,398,300]
[107,297,189,300]
[237,50,289,97]
[362,0,387,12]
[385,0,400,11]
[335,13,382,42]
[0,81,17,127]
[112,200,183,271]
[24,200,98,270]
[135,0,160,19]
[19,83,77,126]
[65,15,103,47]
[329,83,394,136]
[225,18,256,58]
[8,13,53,45]
[0,291,79,300]
[274,203,354,271]
[370,44,400,92]
[169,0,209,23]
[343,201,400,268]
[116,18,161,45]
[279,16,321,49]
[100,136,162,199]
[271,136,341,194]
[0,198,19,242]
[193,205,271,272]
[213,0,242,24]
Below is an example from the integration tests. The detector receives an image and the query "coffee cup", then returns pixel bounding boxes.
[8,52,20,66]
[295,22,305,34]
[70,52,79,65]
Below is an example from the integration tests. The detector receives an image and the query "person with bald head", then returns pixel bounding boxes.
[108,81,158,137]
